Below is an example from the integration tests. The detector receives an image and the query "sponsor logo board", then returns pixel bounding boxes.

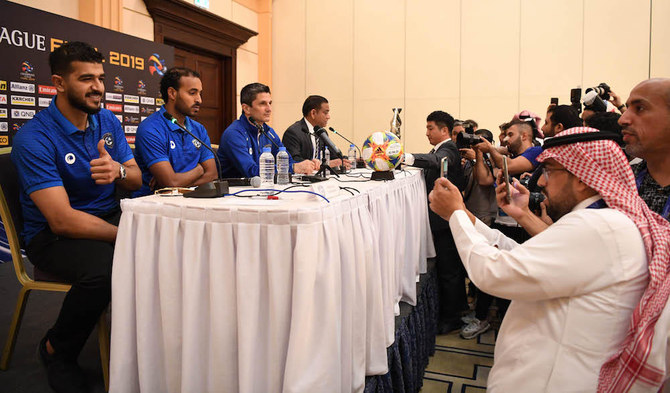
[124,94,139,103]
[0,122,7,132]
[11,95,35,106]
[106,103,123,112]
[0,81,6,90]
[126,135,135,144]
[0,136,8,146]
[124,126,138,134]
[124,105,139,113]
[105,93,122,102]
[0,108,6,118]
[115,115,123,123]
[140,96,154,105]
[0,95,6,104]
[11,109,35,119]
[38,97,51,107]
[38,85,56,95]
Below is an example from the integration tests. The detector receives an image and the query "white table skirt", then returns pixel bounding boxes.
[110,168,435,393]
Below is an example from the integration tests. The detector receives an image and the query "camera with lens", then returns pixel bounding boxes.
[456,132,483,149]
[586,83,611,101]
[518,170,545,212]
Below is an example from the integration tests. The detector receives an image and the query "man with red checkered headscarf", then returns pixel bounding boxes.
[428,126,670,392]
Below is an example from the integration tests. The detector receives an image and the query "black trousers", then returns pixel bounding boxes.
[432,228,468,324]
[25,209,120,361]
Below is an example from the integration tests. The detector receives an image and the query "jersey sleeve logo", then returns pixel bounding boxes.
[170,140,176,149]
[192,139,201,149]
[103,132,114,148]
[65,153,76,165]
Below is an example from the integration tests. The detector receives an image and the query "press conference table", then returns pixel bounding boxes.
[109,168,435,393]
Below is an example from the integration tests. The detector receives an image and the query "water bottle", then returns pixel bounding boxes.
[348,144,357,172]
[324,146,330,166]
[276,147,290,185]
[259,147,275,194]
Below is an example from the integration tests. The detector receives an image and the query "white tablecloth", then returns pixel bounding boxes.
[110,168,435,393]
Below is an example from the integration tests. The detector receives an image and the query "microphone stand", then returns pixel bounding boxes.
[163,112,228,198]
[329,127,365,168]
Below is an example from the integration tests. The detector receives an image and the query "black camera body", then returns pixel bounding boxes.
[456,132,483,149]
[586,83,611,101]
[519,169,545,212]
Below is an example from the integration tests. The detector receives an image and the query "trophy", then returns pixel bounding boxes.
[390,107,402,140]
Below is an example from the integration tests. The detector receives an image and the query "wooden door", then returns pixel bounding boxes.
[173,46,225,145]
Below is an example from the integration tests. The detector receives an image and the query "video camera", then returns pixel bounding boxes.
[456,132,482,149]
[518,168,545,212]
[586,83,611,101]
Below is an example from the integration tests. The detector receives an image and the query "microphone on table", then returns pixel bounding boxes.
[314,126,343,159]
[249,116,281,150]
[163,112,229,197]
[328,127,362,158]
[222,177,261,188]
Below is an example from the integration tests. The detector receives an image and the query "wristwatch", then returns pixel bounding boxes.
[119,164,127,180]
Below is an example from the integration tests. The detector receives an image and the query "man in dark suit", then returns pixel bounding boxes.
[405,110,467,334]
[282,95,350,170]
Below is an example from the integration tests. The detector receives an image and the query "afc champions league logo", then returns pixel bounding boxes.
[65,153,76,165]
[20,60,36,81]
[148,54,166,76]
[103,132,114,148]
[170,140,176,150]
[192,139,201,149]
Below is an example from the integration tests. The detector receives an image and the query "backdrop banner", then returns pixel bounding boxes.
[0,0,174,147]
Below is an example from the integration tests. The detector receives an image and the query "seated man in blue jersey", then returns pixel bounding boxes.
[11,41,141,392]
[133,67,217,196]
[218,82,316,177]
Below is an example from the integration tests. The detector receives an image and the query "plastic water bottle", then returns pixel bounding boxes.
[276,147,290,185]
[259,147,275,194]
[348,144,357,172]
[324,146,330,166]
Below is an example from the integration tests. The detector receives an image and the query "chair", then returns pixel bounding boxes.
[0,152,110,391]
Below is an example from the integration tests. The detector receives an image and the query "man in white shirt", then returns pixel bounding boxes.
[428,127,670,391]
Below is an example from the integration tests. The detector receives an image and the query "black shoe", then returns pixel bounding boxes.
[46,360,88,393]
[438,319,463,335]
[38,337,88,393]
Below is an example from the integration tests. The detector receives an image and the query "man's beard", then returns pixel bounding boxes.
[68,90,102,115]
[544,192,577,222]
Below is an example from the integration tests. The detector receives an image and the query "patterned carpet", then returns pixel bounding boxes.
[421,328,496,392]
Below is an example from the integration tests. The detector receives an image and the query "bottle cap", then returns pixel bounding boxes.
[262,147,271,153]
[279,146,286,152]
[350,144,355,147]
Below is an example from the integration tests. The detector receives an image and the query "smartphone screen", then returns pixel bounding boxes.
[502,156,511,203]
[440,157,448,178]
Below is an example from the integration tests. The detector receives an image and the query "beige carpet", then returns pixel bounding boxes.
[421,327,496,392]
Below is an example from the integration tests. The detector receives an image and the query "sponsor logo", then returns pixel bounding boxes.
[156,98,165,106]
[38,85,57,95]
[113,76,124,93]
[11,95,35,106]
[137,80,147,95]
[126,135,135,144]
[141,116,148,122]
[0,80,5,90]
[192,139,202,149]
[20,60,35,81]
[106,103,123,113]
[124,115,140,124]
[0,108,6,118]
[103,132,114,148]
[65,153,76,165]
[140,96,155,105]
[0,136,8,146]
[124,105,139,113]
[105,92,122,102]
[12,123,22,132]
[170,141,175,149]
[124,126,138,134]
[0,95,6,104]
[11,109,35,119]
[38,97,52,107]
[10,81,34,93]
[0,122,6,132]
[140,106,155,114]
[0,27,46,51]
[115,115,123,123]
[148,54,166,76]
[124,94,139,103]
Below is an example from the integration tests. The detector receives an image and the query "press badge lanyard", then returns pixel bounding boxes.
[635,168,670,220]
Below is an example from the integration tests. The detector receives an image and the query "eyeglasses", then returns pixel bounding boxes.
[541,166,569,181]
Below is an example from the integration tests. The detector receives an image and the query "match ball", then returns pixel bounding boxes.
[362,132,404,171]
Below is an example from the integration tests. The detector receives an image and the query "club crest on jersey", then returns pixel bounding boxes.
[102,132,114,148]
[192,139,201,149]
[65,153,76,165]
[170,140,176,149]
